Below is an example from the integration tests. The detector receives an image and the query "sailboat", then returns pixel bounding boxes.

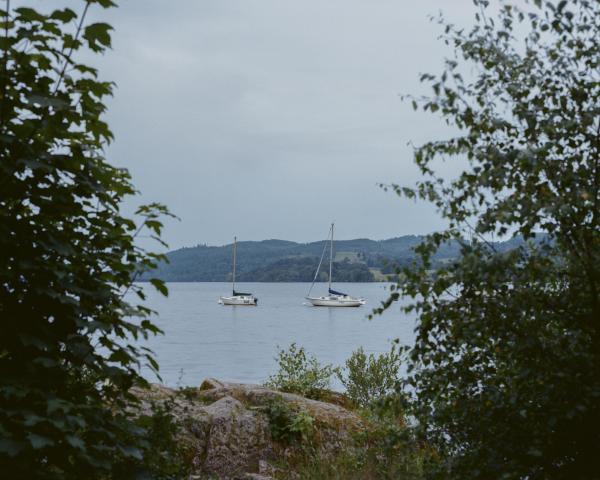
[219,237,258,306]
[305,223,365,307]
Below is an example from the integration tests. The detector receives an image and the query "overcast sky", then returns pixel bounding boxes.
[84,0,478,248]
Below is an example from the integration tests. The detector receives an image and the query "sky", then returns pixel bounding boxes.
[81,0,479,248]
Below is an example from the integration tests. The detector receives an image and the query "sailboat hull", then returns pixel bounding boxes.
[219,295,258,306]
[306,296,365,307]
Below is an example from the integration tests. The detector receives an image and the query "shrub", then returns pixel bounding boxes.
[266,398,314,444]
[376,1,600,477]
[0,2,172,477]
[113,399,192,479]
[266,343,337,400]
[337,344,403,408]
[273,419,430,480]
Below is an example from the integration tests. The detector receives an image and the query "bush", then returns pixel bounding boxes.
[377,1,600,477]
[266,398,314,445]
[273,416,430,480]
[265,343,337,400]
[337,344,403,409]
[114,399,192,479]
[0,2,172,477]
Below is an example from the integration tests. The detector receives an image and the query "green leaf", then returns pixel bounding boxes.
[89,0,118,7]
[119,445,143,460]
[14,7,45,22]
[50,8,77,23]
[0,439,25,456]
[149,278,168,296]
[27,434,54,450]
[65,435,85,450]
[83,22,113,51]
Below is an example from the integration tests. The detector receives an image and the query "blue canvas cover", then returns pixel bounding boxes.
[329,288,347,296]
[233,290,253,296]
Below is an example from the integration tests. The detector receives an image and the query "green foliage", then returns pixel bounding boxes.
[342,422,430,480]
[266,343,338,400]
[239,256,376,282]
[0,2,172,477]
[266,398,314,444]
[148,235,531,282]
[377,0,600,478]
[114,399,192,479]
[263,344,425,478]
[273,411,429,480]
[337,344,404,409]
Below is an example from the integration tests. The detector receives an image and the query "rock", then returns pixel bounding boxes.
[202,396,271,477]
[199,377,226,391]
[197,381,363,445]
[258,459,273,475]
[131,379,364,479]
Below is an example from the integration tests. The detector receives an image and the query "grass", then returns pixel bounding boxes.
[334,251,361,263]
[369,268,389,281]
[271,424,431,480]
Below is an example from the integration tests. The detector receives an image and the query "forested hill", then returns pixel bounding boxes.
[145,235,538,282]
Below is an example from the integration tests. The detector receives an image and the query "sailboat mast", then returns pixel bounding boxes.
[232,236,237,294]
[329,223,334,292]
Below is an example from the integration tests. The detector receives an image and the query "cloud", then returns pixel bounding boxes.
[82,0,478,247]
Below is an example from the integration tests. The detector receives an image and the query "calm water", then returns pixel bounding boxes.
[137,282,416,388]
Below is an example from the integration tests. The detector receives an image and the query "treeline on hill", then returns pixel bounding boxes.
[237,256,375,282]
[144,235,542,282]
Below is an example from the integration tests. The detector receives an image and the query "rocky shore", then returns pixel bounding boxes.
[130,378,366,479]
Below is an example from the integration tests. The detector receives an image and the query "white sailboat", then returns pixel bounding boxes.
[305,223,366,307]
[219,237,258,306]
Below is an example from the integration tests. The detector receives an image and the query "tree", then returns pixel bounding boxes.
[337,344,402,409]
[0,1,172,477]
[377,1,600,478]
[266,343,338,400]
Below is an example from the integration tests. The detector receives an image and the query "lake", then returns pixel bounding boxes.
[137,282,416,388]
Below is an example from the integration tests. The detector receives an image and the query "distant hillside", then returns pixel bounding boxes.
[237,256,375,282]
[142,235,545,282]
[144,236,422,282]
[143,234,545,282]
